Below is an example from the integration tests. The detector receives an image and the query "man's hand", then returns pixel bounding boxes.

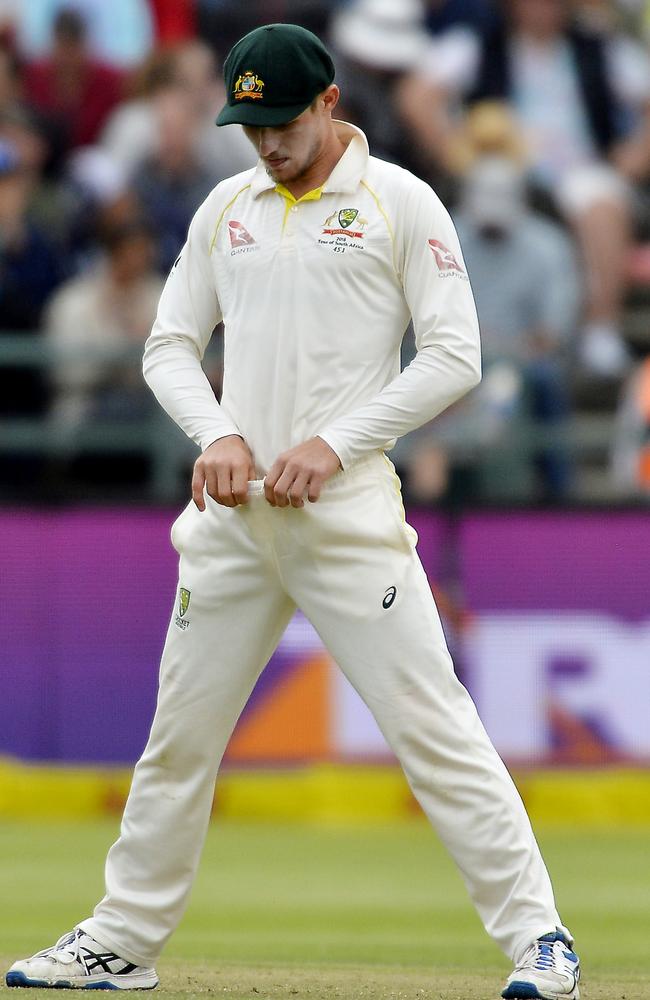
[264,437,341,508]
[192,435,256,510]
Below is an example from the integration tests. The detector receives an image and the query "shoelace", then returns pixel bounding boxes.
[531,940,555,971]
[516,937,566,974]
[37,930,83,967]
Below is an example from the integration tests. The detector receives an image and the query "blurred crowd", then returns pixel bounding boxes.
[2,0,650,505]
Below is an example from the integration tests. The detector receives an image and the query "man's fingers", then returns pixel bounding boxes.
[273,471,291,507]
[231,464,249,506]
[307,477,323,503]
[271,466,297,508]
[191,437,256,509]
[288,471,310,508]
[192,463,207,511]
[204,466,219,504]
[216,467,236,507]
[264,460,283,506]
[194,463,253,508]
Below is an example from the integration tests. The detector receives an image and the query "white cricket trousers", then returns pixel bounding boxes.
[80,452,562,967]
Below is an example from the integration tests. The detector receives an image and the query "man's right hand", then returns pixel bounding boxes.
[192,435,256,510]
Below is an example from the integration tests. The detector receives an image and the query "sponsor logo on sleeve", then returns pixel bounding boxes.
[427,239,467,277]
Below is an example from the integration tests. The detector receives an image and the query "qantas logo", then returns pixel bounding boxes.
[427,239,466,275]
[228,220,259,257]
[228,220,256,247]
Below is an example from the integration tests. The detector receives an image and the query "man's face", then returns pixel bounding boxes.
[243,102,327,185]
[509,0,567,39]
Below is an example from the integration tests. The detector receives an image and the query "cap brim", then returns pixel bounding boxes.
[215,99,312,127]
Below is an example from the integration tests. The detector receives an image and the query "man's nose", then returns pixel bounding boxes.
[258,129,280,156]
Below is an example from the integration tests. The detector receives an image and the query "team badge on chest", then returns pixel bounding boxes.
[320,208,368,252]
[338,208,359,229]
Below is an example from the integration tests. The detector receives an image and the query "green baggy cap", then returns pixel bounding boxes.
[215,23,335,127]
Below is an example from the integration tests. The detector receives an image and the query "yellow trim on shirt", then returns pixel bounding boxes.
[360,180,398,275]
[209,185,252,254]
[275,183,325,231]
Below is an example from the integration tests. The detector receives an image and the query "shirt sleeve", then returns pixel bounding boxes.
[142,194,242,451]
[317,176,482,468]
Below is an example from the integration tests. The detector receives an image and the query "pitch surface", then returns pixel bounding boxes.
[0,820,648,998]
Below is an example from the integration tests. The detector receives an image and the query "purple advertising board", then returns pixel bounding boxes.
[2,510,176,763]
[460,513,650,764]
[2,508,649,765]
[0,508,447,765]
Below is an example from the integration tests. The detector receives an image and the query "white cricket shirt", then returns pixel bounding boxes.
[143,121,481,473]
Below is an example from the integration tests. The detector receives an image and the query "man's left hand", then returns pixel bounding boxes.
[264,437,342,508]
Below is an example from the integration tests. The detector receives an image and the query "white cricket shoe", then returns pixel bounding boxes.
[6,928,158,990]
[502,929,580,999]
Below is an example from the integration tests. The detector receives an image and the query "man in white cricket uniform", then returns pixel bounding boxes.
[7,24,580,1000]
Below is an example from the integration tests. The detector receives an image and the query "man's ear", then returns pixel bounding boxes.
[321,84,340,114]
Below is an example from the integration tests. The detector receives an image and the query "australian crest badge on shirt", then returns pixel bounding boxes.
[319,207,368,252]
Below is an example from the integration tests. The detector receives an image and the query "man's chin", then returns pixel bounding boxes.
[265,160,307,185]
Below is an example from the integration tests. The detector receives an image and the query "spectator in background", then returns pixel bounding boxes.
[573,0,650,210]
[0,43,21,112]
[62,145,137,272]
[0,140,61,331]
[23,8,125,153]
[395,105,579,504]
[0,102,80,252]
[0,139,62,417]
[171,40,255,178]
[99,48,178,180]
[101,41,254,186]
[148,0,196,44]
[131,87,216,272]
[7,0,154,69]
[328,0,431,173]
[397,0,650,378]
[424,0,499,35]
[196,0,333,55]
[46,218,164,428]
[454,153,579,500]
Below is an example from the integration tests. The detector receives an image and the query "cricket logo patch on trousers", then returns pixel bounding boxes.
[175,587,191,630]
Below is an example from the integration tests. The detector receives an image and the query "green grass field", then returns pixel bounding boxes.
[0,820,648,999]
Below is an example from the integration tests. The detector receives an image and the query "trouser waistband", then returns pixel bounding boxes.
[248,451,391,497]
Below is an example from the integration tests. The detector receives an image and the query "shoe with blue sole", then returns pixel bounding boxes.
[502,928,580,1000]
[6,929,158,990]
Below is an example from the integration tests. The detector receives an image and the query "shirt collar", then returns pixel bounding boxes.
[249,121,369,199]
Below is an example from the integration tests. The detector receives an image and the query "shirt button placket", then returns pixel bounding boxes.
[283,203,297,249]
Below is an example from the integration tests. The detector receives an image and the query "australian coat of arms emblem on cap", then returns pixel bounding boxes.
[233,71,265,101]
